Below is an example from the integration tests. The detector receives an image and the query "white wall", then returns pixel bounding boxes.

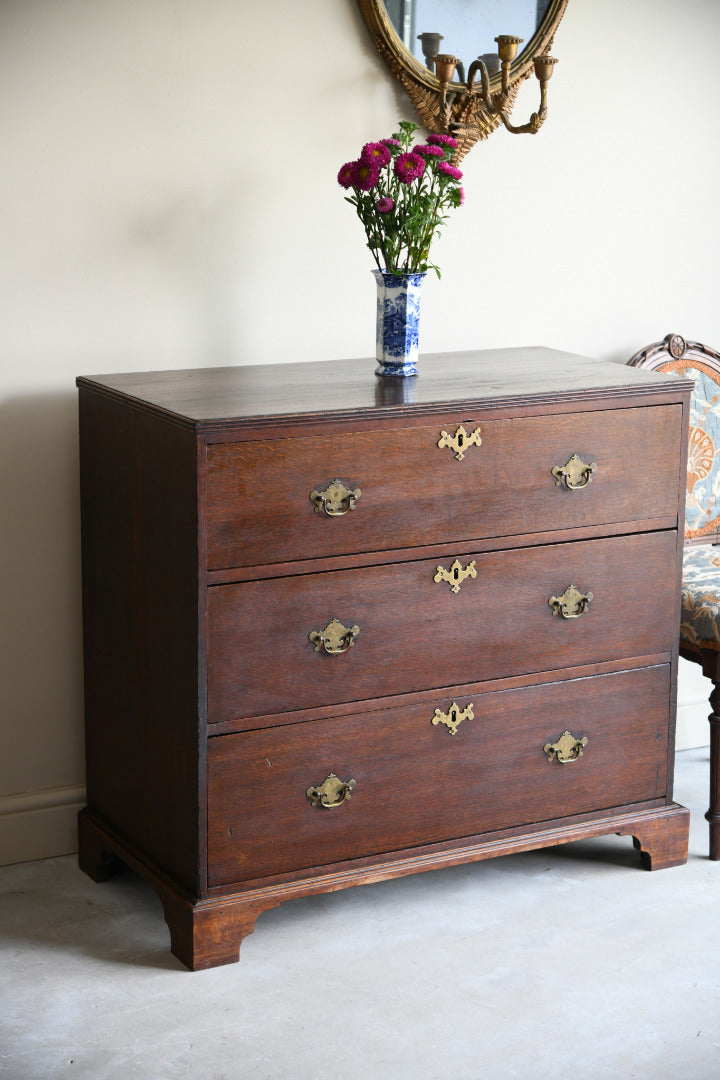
[1,0,718,864]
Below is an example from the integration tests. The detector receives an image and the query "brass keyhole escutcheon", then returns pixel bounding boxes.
[309,479,361,517]
[306,773,356,808]
[543,730,588,764]
[551,454,597,490]
[548,584,593,619]
[434,559,477,594]
[437,425,482,461]
[432,701,474,736]
[309,618,360,655]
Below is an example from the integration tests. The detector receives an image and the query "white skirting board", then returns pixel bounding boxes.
[677,657,713,751]
[0,786,85,868]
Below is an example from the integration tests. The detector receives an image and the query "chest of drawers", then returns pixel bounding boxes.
[76,347,692,970]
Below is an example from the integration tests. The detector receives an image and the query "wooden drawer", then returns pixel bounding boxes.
[207,530,678,724]
[207,665,671,886]
[206,405,683,569]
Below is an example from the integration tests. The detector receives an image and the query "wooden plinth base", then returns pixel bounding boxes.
[78,803,690,971]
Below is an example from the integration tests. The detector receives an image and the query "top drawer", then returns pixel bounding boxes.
[206,404,683,570]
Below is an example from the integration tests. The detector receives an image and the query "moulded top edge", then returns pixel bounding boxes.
[76,348,694,427]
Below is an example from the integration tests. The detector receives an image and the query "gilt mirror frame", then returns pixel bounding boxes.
[357,0,569,161]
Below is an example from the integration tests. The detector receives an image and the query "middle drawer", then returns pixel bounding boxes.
[207,530,677,725]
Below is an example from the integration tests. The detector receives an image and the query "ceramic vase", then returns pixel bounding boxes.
[373,269,426,377]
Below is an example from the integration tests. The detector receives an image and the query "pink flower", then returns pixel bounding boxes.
[381,137,402,148]
[361,141,392,166]
[427,133,459,148]
[415,144,444,158]
[376,196,394,213]
[458,187,465,205]
[337,162,355,189]
[394,151,425,184]
[438,162,463,180]
[351,159,381,191]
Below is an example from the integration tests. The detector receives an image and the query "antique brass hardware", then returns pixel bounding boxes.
[432,701,474,736]
[437,425,482,461]
[309,479,361,517]
[309,618,360,655]
[551,454,597,490]
[543,730,589,764]
[548,584,593,619]
[306,773,357,808]
[434,558,477,594]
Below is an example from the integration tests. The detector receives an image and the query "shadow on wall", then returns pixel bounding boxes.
[0,391,85,793]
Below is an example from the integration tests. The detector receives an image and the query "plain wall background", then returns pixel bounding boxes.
[2,0,719,864]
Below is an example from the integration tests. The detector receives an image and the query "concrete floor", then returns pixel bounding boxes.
[1,748,718,1080]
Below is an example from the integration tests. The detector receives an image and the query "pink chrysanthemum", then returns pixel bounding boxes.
[361,141,392,166]
[351,159,381,191]
[381,137,402,148]
[376,196,394,213]
[438,162,463,180]
[458,187,465,205]
[427,133,459,148]
[415,144,444,158]
[337,162,355,189]
[394,151,425,184]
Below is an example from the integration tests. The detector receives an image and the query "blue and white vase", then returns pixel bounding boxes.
[373,269,426,377]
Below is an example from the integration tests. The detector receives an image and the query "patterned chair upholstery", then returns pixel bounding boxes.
[628,333,720,859]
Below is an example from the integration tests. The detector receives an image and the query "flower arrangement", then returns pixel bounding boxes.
[338,120,463,279]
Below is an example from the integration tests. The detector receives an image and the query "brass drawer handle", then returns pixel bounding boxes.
[544,730,589,764]
[309,479,361,517]
[437,425,482,461]
[434,558,477,594]
[432,701,474,736]
[551,454,597,490]
[309,618,360,655]
[548,584,593,619]
[306,773,356,808]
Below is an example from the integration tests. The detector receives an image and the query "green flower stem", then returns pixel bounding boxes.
[340,120,461,276]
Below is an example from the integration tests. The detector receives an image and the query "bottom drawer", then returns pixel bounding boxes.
[207,666,671,887]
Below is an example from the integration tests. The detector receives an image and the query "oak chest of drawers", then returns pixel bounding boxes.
[77,347,692,970]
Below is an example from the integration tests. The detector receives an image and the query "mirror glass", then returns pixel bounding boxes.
[382,1,552,79]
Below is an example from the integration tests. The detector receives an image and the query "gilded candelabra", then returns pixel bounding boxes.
[357,0,568,163]
[431,36,558,159]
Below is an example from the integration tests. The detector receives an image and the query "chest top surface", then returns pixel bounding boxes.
[76,347,691,430]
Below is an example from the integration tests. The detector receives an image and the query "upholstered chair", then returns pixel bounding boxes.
[628,333,720,859]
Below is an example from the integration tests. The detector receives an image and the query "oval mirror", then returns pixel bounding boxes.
[357,0,569,160]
